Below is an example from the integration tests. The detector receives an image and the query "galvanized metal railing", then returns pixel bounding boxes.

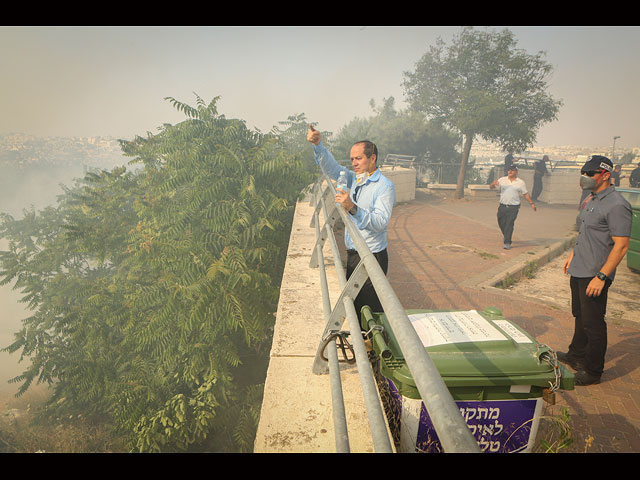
[307,168,481,453]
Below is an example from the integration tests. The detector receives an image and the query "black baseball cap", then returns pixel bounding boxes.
[581,155,613,174]
[507,164,518,171]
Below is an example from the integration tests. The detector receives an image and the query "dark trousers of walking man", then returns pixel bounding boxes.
[497,204,520,246]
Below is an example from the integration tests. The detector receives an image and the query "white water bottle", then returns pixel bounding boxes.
[336,170,349,194]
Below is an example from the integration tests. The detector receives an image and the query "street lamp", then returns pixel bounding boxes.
[612,136,621,161]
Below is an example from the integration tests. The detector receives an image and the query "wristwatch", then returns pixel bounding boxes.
[349,205,357,215]
[596,271,608,281]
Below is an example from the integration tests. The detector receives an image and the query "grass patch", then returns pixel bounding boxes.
[523,260,539,279]
[476,250,498,260]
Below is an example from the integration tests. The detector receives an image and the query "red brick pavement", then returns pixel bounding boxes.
[385,194,640,453]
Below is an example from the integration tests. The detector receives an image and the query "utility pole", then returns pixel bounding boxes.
[612,136,620,161]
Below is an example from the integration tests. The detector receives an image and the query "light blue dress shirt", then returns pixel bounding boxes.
[312,142,396,253]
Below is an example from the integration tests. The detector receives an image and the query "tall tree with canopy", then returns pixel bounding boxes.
[403,26,562,198]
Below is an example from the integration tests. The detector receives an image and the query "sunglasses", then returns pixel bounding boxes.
[582,170,605,177]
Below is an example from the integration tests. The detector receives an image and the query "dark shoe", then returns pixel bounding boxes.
[556,351,584,371]
[575,370,601,386]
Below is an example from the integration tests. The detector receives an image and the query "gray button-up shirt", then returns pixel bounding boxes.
[569,186,632,281]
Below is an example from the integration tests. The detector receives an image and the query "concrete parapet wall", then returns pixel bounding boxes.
[380,166,416,203]
[469,184,499,200]
[517,169,582,205]
[254,196,380,453]
[423,169,582,205]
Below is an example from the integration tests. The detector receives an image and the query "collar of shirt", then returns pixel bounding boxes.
[356,168,381,185]
[593,185,615,200]
[354,168,380,198]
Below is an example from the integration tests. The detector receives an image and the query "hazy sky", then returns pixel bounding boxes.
[1,26,639,149]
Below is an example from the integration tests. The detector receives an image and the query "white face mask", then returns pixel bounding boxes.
[356,172,369,184]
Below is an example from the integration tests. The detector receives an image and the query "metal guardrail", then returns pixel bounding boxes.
[382,154,416,169]
[307,168,481,453]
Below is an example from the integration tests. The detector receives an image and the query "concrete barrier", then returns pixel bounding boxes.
[517,169,582,205]
[254,196,380,453]
[469,184,499,200]
[421,168,583,206]
[380,166,416,203]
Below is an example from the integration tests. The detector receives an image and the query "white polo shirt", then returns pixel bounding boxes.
[497,176,528,206]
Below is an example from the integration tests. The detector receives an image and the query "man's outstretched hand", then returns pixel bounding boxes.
[307,124,321,145]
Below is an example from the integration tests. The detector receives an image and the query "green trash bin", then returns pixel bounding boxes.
[617,188,640,272]
[361,306,575,453]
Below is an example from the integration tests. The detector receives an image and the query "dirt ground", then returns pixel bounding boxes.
[505,254,640,325]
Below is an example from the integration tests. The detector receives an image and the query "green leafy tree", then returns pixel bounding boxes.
[329,116,372,163]
[403,26,562,198]
[0,95,314,452]
[367,97,460,164]
[331,97,459,166]
[269,112,332,176]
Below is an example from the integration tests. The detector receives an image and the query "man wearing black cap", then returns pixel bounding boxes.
[503,149,515,176]
[490,164,536,249]
[531,155,550,201]
[559,155,632,385]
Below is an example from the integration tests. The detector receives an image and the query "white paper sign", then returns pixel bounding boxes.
[408,310,507,347]
[493,320,533,344]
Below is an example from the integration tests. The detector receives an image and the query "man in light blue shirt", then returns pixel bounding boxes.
[307,125,396,315]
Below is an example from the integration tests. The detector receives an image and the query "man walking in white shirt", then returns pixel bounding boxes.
[489,165,536,249]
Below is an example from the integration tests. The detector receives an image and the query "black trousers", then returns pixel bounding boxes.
[346,248,388,320]
[497,204,520,244]
[567,276,612,377]
[532,174,543,201]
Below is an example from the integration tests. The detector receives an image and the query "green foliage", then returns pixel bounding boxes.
[402,26,562,197]
[0,95,315,452]
[403,26,562,151]
[269,112,331,176]
[330,96,460,165]
[536,407,575,453]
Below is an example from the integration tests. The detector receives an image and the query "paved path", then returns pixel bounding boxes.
[385,190,640,452]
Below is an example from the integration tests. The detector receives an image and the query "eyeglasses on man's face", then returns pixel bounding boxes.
[582,170,605,177]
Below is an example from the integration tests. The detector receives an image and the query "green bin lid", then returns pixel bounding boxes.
[361,306,574,399]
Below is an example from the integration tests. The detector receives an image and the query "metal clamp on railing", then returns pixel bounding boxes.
[307,167,481,453]
[319,330,355,364]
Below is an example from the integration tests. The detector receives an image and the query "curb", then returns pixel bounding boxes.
[464,232,578,290]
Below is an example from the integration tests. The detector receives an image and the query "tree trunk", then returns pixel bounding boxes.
[455,134,474,199]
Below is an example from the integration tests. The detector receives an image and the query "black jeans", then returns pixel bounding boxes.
[532,174,543,201]
[567,275,612,377]
[497,204,520,244]
[346,248,388,320]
